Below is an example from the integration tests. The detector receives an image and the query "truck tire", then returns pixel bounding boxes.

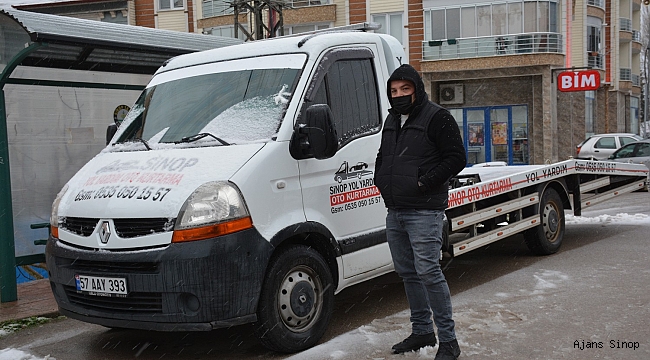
[255,245,334,353]
[523,187,565,255]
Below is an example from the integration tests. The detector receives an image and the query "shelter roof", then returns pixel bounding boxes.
[0,6,242,74]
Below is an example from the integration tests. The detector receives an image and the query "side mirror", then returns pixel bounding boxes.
[106,124,118,145]
[290,104,338,159]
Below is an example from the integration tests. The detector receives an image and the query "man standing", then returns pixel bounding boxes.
[374,64,466,359]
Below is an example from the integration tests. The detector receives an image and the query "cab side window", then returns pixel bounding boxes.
[311,59,381,147]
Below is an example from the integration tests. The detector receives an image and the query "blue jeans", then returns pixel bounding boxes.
[386,208,456,342]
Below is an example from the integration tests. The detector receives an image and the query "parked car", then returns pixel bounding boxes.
[575,133,642,160]
[608,138,650,190]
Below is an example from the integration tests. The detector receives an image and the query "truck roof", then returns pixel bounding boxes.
[156,30,403,75]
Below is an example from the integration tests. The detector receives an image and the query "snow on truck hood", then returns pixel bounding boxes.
[57,143,263,223]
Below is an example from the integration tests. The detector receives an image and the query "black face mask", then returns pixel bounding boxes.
[391,94,415,115]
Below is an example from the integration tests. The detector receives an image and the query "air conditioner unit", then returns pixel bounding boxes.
[439,84,464,105]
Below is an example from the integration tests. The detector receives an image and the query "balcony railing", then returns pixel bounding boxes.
[587,0,604,7]
[620,18,632,31]
[288,0,329,7]
[632,30,641,42]
[620,70,641,86]
[588,53,604,69]
[620,68,632,81]
[422,33,563,61]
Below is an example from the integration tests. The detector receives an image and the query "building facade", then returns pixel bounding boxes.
[14,0,195,32]
[14,0,644,165]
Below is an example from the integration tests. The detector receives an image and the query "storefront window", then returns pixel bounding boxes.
[512,105,529,164]
[467,109,486,164]
[490,108,509,163]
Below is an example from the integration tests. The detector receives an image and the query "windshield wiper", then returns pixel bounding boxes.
[113,137,151,150]
[175,133,230,146]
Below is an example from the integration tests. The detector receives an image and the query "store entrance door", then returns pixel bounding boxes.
[450,105,529,166]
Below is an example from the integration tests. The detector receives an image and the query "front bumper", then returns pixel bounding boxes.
[46,227,273,331]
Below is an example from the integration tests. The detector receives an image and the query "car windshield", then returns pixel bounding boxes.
[113,55,304,149]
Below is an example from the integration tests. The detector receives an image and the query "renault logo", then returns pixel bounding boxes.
[99,221,111,244]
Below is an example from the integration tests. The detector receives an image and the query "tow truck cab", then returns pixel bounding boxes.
[46,26,404,353]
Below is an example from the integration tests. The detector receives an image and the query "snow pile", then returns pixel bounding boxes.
[566,213,650,225]
[0,348,55,360]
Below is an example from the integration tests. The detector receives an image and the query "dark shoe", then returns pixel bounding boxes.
[392,332,437,354]
[434,339,461,360]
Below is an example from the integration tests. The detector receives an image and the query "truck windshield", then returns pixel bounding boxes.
[115,66,301,147]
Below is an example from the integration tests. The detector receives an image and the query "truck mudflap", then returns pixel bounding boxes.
[45,227,273,331]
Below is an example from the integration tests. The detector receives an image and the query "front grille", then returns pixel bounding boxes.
[61,217,98,236]
[56,258,159,273]
[113,218,174,238]
[64,286,163,313]
[59,217,174,239]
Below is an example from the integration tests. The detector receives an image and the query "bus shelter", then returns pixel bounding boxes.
[0,7,241,302]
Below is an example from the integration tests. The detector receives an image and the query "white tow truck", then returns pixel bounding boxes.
[45,23,649,354]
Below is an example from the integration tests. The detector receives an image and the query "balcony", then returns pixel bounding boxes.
[588,53,604,69]
[620,18,632,32]
[422,33,562,61]
[587,0,604,7]
[620,70,641,86]
[620,68,631,81]
[287,0,329,7]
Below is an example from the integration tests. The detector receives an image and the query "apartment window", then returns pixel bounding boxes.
[202,0,233,17]
[446,8,461,39]
[476,5,491,36]
[523,2,537,32]
[160,0,183,10]
[508,3,523,33]
[461,7,476,38]
[585,91,595,136]
[431,9,445,39]
[587,17,602,52]
[372,13,404,44]
[492,4,507,35]
[425,1,560,41]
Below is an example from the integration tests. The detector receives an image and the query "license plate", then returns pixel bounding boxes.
[75,274,127,296]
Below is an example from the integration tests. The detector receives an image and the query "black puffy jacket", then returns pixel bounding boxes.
[374,64,466,210]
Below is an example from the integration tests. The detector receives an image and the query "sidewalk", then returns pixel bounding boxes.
[0,279,59,324]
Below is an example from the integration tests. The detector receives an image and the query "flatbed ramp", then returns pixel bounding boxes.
[445,159,648,257]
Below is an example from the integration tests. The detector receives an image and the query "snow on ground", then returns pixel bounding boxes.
[566,213,650,225]
[0,348,55,360]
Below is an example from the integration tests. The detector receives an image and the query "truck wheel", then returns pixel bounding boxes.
[255,245,334,353]
[523,188,564,255]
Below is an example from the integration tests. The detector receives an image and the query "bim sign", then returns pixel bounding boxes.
[557,70,600,92]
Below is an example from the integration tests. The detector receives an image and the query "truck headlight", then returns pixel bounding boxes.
[172,181,253,242]
[50,184,69,239]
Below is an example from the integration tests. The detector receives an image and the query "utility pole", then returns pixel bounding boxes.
[232,0,286,41]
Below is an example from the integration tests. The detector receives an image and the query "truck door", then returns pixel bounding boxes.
[296,46,391,279]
